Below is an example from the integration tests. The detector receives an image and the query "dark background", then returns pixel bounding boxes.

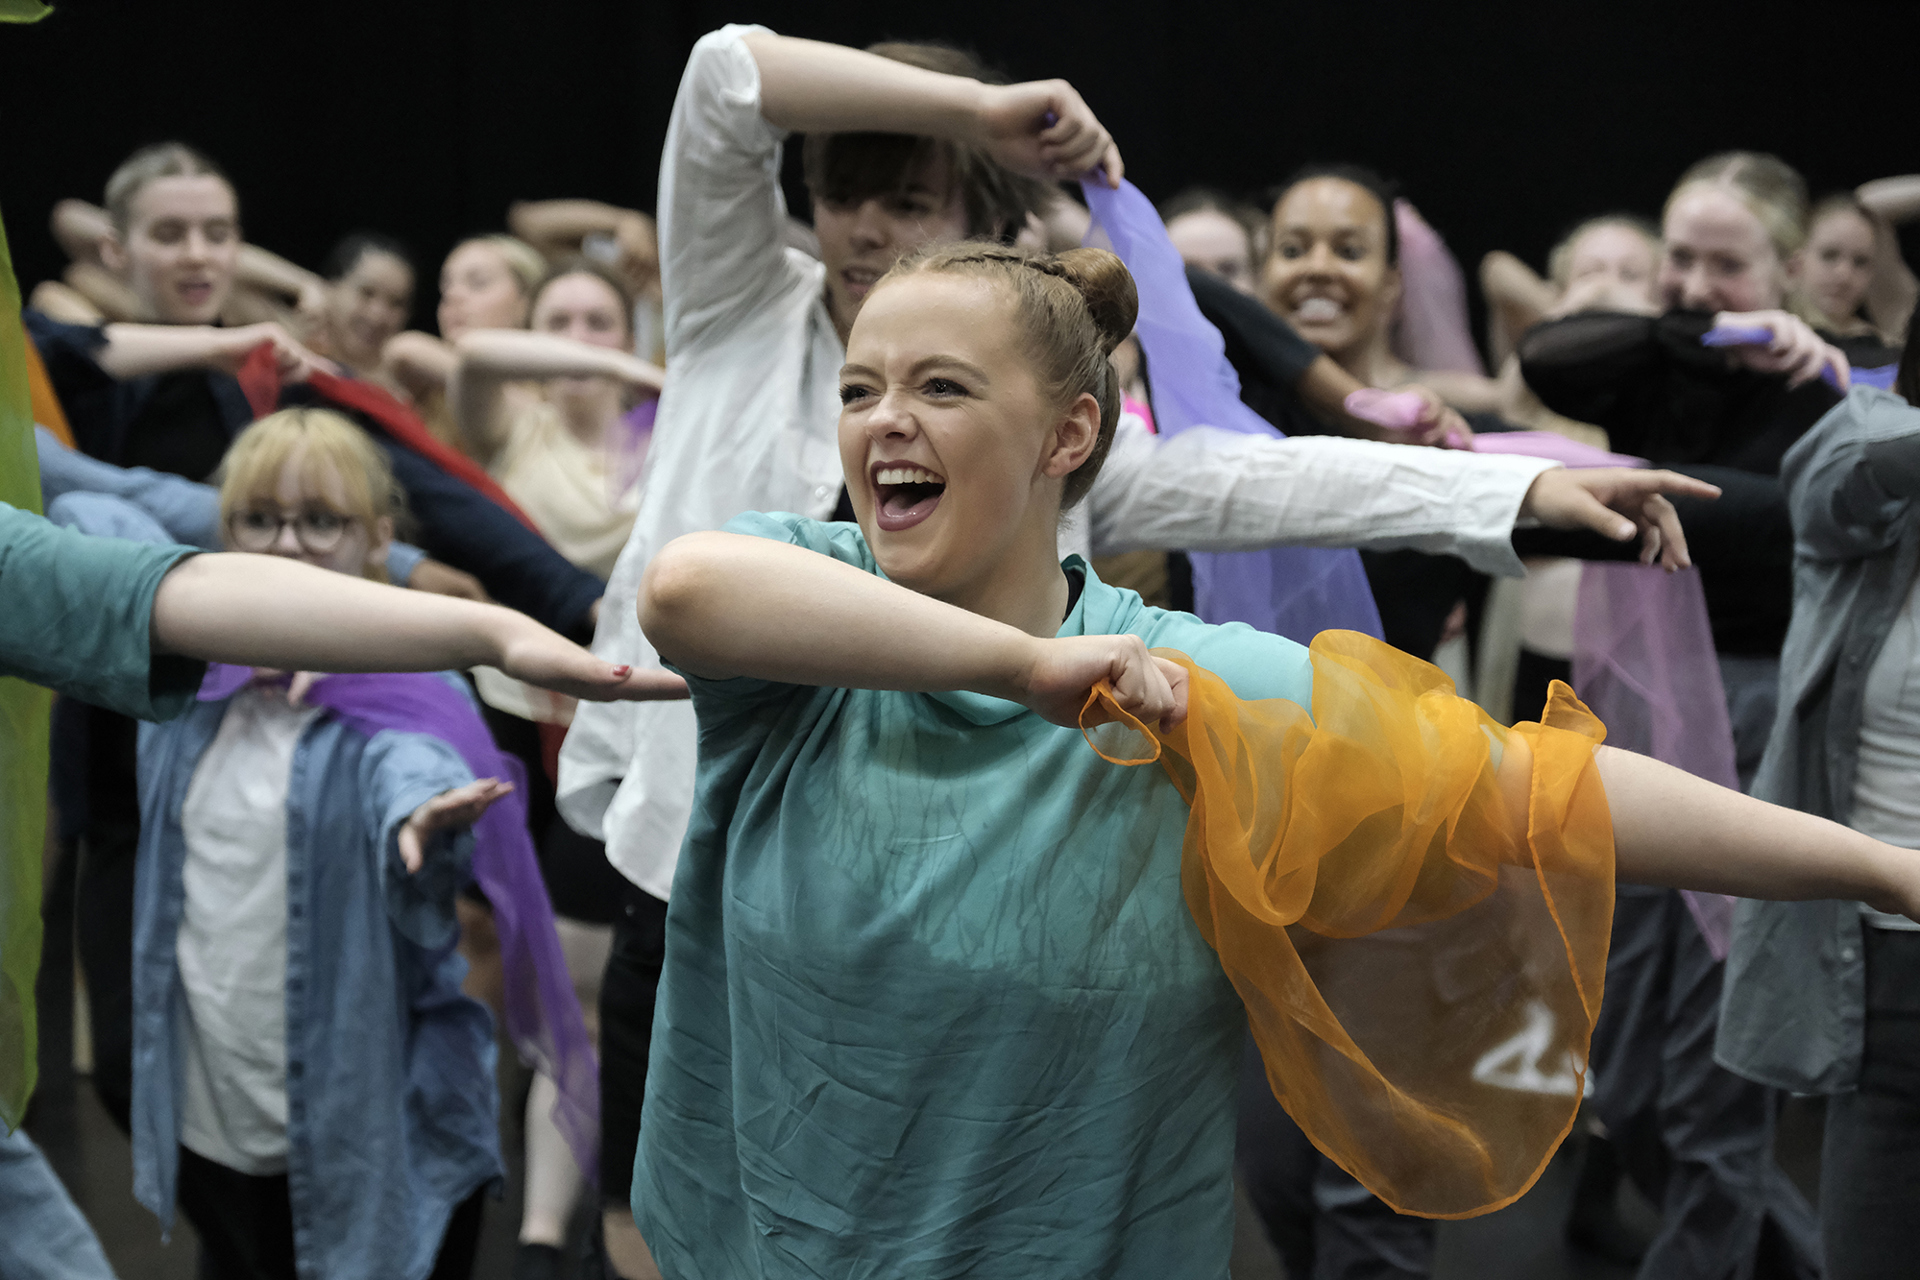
[5,0,1915,350]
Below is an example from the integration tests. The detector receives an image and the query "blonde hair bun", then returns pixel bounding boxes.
[1053,247,1139,356]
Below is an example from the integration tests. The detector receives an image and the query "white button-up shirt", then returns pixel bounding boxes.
[559,25,1555,899]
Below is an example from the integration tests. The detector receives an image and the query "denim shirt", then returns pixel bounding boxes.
[1717,386,1920,1093]
[131,688,502,1280]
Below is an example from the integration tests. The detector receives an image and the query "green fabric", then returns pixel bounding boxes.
[634,512,1315,1279]
[0,203,50,1130]
[0,1,52,23]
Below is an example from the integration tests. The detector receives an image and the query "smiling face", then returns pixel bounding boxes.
[812,154,971,344]
[438,241,530,340]
[324,249,414,370]
[837,272,1096,607]
[1658,186,1784,313]
[1262,178,1399,362]
[1796,207,1875,326]
[1168,208,1256,294]
[106,174,240,324]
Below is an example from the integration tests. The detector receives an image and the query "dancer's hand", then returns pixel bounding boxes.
[1710,310,1850,390]
[976,80,1124,187]
[398,778,513,873]
[1521,468,1722,571]
[1017,634,1187,732]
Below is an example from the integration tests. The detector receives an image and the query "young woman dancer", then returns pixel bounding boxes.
[629,241,1920,1279]
[383,235,546,449]
[563,28,1716,1277]
[452,259,664,1274]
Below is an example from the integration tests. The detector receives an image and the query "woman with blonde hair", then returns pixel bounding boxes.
[383,234,547,449]
[129,407,596,1280]
[451,257,664,1275]
[1517,150,1850,1279]
[626,238,1920,1278]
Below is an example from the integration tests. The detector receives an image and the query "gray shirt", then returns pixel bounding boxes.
[1717,385,1920,1093]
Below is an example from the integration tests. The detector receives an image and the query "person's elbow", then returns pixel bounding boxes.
[639,532,730,660]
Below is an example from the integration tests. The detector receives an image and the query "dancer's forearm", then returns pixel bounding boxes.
[1599,747,1913,915]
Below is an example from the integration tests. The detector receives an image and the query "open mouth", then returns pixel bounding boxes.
[1291,295,1345,324]
[870,461,946,533]
[843,267,882,301]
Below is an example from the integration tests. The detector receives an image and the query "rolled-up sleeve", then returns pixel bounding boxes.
[658,25,812,355]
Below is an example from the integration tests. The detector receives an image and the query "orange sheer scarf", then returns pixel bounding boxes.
[1081,630,1613,1219]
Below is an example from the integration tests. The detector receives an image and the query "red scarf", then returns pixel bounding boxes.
[236,346,542,535]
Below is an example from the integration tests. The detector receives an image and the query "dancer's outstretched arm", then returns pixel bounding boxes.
[643,529,1920,918]
[154,552,685,702]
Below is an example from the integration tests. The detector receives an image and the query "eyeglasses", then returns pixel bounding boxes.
[226,508,358,554]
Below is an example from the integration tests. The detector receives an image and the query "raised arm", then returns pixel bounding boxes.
[235,243,328,321]
[449,330,664,459]
[1479,250,1558,366]
[50,199,112,265]
[1856,177,1920,341]
[151,552,684,702]
[741,31,1120,185]
[508,199,660,298]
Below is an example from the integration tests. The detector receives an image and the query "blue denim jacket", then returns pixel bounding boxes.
[131,687,502,1280]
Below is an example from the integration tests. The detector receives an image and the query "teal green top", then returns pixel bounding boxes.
[0,502,203,719]
[634,513,1314,1280]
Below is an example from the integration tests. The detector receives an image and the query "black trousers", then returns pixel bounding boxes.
[598,882,669,1204]
[1820,926,1920,1280]
[1590,886,1820,1280]
[175,1147,487,1280]
[1234,1034,1437,1280]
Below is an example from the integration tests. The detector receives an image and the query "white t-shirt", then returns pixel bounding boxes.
[175,685,320,1173]
[558,23,1556,901]
[1851,573,1920,931]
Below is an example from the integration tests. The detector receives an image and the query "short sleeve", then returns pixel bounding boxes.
[722,510,876,570]
[0,502,205,719]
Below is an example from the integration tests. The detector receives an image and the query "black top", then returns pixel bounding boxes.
[1517,309,1843,655]
[27,310,255,478]
[25,309,605,636]
[1186,266,1329,437]
[1823,328,1901,371]
[118,372,231,481]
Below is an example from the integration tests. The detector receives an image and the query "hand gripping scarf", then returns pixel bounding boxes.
[1080,631,1613,1218]
[198,665,599,1174]
[1079,178,1384,645]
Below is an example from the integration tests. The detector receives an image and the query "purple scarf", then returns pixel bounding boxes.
[1080,178,1384,644]
[198,665,599,1175]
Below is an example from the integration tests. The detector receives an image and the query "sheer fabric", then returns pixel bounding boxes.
[1081,631,1614,1218]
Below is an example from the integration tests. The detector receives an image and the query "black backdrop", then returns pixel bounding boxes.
[4,0,1916,347]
